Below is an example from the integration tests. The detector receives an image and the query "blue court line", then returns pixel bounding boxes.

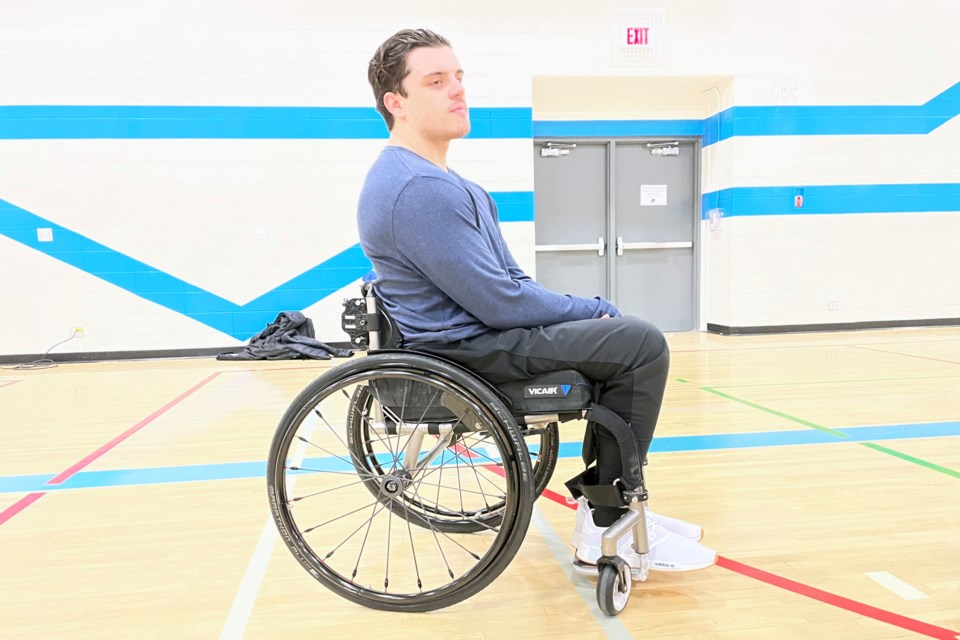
[0,192,533,339]
[2,420,957,494]
[0,106,533,139]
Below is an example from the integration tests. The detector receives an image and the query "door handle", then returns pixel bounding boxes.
[535,237,606,257]
[616,237,693,256]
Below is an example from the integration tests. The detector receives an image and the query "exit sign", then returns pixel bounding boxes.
[614,9,664,64]
[625,26,651,46]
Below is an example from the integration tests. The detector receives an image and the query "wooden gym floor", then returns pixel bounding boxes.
[1,327,958,639]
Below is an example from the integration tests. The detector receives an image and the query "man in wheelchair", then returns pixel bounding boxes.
[358,28,716,574]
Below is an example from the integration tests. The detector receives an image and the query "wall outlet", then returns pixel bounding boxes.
[827,300,839,312]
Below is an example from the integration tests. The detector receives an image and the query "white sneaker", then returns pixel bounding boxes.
[647,508,703,542]
[573,504,717,573]
[570,498,703,547]
[569,497,591,548]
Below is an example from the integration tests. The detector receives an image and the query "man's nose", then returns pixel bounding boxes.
[449,77,465,99]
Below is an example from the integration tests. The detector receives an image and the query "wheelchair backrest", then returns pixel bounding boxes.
[341,282,403,351]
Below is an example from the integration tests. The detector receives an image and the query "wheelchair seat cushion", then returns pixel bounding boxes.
[497,370,594,414]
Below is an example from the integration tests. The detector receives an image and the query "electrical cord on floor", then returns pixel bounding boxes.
[1,330,80,370]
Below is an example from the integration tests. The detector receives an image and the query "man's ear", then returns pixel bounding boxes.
[383,92,405,122]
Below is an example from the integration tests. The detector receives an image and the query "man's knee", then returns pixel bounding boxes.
[612,315,668,365]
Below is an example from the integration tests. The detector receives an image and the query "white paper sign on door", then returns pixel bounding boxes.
[640,184,668,206]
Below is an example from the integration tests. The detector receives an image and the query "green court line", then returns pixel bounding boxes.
[701,387,849,437]
[694,384,960,480]
[859,442,960,479]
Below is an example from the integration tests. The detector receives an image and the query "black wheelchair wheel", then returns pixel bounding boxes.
[597,563,631,616]
[347,386,559,532]
[267,353,535,612]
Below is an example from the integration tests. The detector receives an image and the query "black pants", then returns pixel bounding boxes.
[415,316,670,524]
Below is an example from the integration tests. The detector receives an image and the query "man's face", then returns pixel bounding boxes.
[389,45,470,142]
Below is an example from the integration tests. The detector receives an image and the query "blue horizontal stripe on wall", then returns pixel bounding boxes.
[0,106,533,139]
[709,79,960,144]
[0,191,533,339]
[2,420,956,493]
[492,191,534,222]
[701,183,960,219]
[2,81,956,143]
[535,80,959,146]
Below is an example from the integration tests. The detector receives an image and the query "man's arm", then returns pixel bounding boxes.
[392,177,619,330]
[487,192,622,318]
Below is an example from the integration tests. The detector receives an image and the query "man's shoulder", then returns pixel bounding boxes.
[368,147,448,181]
[364,148,464,200]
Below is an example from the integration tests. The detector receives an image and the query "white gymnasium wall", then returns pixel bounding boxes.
[0,2,536,356]
[524,1,959,331]
[1,1,958,357]
[704,1,960,330]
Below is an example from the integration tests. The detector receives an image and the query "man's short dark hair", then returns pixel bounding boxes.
[368,28,451,130]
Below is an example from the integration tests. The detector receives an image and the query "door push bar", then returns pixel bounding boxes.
[615,238,693,256]
[535,237,606,257]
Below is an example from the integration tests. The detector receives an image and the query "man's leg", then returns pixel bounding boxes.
[415,315,668,517]
[417,317,717,572]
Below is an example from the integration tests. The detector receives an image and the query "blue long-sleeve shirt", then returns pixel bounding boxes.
[357,146,619,344]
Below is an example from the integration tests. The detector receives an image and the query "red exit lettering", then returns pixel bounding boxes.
[626,27,649,46]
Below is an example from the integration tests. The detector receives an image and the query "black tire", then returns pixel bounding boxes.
[526,422,559,500]
[597,563,631,616]
[348,387,559,532]
[267,352,535,612]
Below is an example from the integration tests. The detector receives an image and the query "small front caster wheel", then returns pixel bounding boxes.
[597,563,631,616]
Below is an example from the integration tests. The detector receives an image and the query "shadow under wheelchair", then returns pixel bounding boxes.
[267,285,650,615]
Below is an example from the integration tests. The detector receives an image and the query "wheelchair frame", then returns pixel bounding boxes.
[266,283,651,615]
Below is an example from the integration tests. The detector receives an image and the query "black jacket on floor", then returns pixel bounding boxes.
[217,311,353,361]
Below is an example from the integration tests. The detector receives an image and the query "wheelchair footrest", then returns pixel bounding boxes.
[571,559,649,583]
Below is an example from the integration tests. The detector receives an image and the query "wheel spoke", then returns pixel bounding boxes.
[269,361,534,608]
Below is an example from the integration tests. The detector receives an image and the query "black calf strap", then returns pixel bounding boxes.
[564,403,647,507]
[582,404,643,491]
[564,466,628,508]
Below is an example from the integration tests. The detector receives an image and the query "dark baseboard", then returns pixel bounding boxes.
[706,318,960,336]
[0,342,356,365]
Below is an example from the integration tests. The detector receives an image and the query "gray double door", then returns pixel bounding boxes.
[533,140,698,331]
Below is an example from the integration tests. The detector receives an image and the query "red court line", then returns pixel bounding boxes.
[46,372,221,485]
[0,372,221,526]
[0,380,22,389]
[716,556,959,640]
[530,481,959,640]
[0,492,45,526]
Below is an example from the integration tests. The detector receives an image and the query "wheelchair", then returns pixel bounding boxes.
[266,283,652,616]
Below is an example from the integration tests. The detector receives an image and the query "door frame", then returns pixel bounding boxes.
[533,136,703,330]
